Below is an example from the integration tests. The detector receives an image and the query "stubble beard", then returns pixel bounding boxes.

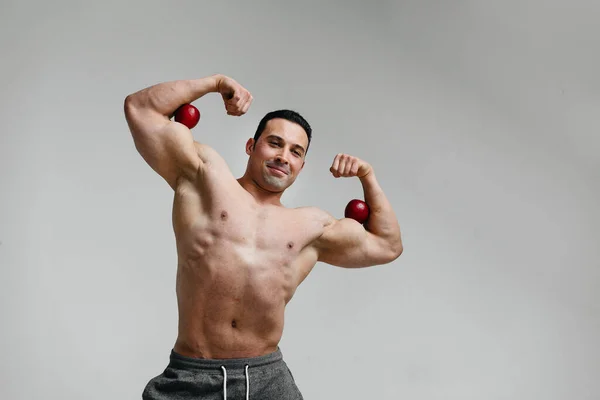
[262,169,288,191]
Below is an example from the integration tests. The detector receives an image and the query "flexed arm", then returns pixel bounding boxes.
[315,154,403,268]
[123,74,253,189]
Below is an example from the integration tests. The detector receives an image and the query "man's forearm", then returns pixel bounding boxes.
[359,171,403,253]
[125,75,221,117]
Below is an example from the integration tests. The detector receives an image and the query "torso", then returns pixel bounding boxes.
[171,153,327,359]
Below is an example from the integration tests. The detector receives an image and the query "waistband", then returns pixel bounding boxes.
[168,347,284,371]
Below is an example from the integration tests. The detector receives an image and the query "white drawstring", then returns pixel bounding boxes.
[245,365,250,399]
[221,366,227,399]
[221,364,250,400]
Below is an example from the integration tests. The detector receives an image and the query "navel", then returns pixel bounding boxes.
[220,210,228,220]
[287,241,294,249]
[231,320,237,328]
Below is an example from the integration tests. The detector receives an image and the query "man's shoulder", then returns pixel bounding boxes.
[289,205,336,227]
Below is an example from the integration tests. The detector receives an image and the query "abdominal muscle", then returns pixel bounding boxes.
[173,242,289,360]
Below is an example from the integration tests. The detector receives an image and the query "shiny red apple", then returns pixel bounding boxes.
[174,104,200,129]
[345,199,370,224]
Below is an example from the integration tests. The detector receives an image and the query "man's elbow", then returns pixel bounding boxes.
[387,240,403,263]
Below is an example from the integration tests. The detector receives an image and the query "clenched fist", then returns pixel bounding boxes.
[216,75,253,116]
[329,154,372,178]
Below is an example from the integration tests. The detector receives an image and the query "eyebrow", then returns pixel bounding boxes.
[266,134,306,154]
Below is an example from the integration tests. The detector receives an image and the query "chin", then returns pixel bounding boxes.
[261,173,290,192]
[264,180,288,192]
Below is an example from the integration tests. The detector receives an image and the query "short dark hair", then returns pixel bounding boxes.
[253,109,312,152]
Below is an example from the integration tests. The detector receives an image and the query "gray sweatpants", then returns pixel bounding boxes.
[142,347,304,400]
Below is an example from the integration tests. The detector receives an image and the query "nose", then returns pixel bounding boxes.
[275,154,289,165]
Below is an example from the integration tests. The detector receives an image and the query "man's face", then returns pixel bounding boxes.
[246,118,308,192]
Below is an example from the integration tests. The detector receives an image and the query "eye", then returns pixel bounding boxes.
[293,150,301,157]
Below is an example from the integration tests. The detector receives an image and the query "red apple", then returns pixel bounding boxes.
[174,104,200,129]
[345,199,370,224]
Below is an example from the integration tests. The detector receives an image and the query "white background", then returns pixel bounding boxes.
[1,1,598,399]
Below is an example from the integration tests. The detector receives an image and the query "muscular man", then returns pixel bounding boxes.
[124,74,403,400]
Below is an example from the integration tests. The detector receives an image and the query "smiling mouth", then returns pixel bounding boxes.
[267,165,289,175]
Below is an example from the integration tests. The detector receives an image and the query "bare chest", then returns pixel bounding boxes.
[193,204,319,262]
[173,183,324,271]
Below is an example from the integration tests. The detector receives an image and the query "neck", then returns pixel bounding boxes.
[237,174,284,206]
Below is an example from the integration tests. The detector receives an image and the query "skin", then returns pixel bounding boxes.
[124,74,403,359]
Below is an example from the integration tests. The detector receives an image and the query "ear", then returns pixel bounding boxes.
[245,138,255,155]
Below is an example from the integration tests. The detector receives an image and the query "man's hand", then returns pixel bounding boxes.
[329,153,372,178]
[215,75,253,116]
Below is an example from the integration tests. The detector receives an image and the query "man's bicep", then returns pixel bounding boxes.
[125,103,201,189]
[316,217,384,268]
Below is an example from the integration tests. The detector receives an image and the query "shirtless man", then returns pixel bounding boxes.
[124,74,403,400]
